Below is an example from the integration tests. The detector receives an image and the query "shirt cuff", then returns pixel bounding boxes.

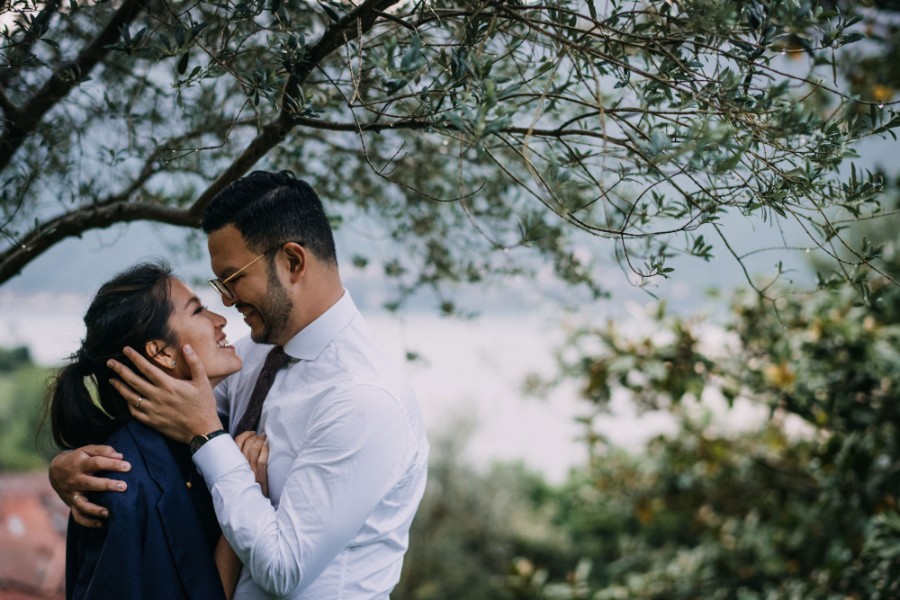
[191,433,246,486]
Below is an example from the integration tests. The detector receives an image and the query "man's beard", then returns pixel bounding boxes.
[251,266,294,344]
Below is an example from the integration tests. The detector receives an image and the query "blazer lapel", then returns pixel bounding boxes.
[126,421,223,599]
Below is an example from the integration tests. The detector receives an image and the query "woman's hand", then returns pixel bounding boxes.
[235,431,269,497]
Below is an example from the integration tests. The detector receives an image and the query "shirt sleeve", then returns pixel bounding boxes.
[193,385,411,597]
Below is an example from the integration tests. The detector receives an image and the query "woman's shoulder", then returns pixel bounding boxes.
[101,420,139,450]
[93,421,168,508]
[100,419,159,469]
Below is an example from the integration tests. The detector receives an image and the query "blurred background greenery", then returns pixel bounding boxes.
[0,346,56,472]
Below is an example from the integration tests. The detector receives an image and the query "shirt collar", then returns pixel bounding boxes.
[282,290,356,361]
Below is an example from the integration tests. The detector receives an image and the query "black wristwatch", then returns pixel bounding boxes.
[190,429,228,455]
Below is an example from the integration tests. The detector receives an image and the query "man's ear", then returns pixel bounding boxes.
[145,340,177,371]
[281,242,306,278]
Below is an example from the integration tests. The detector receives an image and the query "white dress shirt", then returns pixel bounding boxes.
[194,292,429,599]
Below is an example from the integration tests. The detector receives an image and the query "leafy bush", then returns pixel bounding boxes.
[0,345,33,372]
[0,352,55,471]
[395,418,577,600]
[526,232,900,598]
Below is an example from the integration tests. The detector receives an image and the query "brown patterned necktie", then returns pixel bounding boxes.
[234,346,291,435]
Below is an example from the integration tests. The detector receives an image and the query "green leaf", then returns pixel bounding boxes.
[872,114,900,137]
[318,1,340,22]
[177,52,189,75]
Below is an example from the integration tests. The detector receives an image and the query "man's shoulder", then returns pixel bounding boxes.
[326,317,424,415]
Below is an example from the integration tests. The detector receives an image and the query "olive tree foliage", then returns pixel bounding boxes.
[0,0,897,300]
[522,212,900,597]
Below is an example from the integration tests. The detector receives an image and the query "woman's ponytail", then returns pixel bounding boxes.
[47,350,118,449]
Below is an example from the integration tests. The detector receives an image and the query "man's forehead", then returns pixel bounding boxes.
[207,225,251,266]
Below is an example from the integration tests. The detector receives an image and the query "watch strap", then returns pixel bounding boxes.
[190,428,227,455]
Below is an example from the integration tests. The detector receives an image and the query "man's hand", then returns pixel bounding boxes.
[108,344,222,444]
[236,431,269,497]
[49,445,131,528]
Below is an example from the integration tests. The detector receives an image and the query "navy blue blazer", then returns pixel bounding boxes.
[65,420,227,600]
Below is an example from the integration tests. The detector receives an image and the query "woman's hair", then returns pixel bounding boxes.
[47,261,175,449]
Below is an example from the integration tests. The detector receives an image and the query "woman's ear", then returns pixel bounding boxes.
[145,340,177,371]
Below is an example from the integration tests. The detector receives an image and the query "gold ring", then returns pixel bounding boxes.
[135,397,144,410]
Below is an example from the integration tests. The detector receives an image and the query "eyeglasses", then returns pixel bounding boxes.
[208,252,268,300]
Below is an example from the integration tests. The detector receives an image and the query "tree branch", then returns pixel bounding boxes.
[185,121,287,220]
[0,0,60,89]
[2,0,407,282]
[0,201,196,284]
[297,0,404,83]
[185,0,405,219]
[284,115,634,148]
[0,0,146,172]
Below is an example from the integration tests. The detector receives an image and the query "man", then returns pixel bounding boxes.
[49,171,429,599]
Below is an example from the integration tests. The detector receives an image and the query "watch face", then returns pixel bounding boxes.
[190,430,225,454]
[190,435,205,454]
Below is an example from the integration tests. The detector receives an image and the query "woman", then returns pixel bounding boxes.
[46,261,262,600]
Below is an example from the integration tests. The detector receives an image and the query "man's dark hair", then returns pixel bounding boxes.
[201,170,337,266]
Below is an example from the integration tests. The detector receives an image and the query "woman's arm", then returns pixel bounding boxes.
[214,535,243,600]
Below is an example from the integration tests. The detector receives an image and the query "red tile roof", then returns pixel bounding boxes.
[0,472,66,600]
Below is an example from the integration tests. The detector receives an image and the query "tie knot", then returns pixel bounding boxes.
[266,345,291,371]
